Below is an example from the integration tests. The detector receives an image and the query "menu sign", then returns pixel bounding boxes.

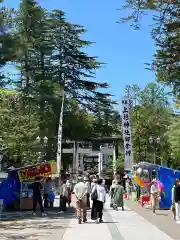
[121,97,133,171]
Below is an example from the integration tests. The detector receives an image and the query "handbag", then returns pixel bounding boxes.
[91,186,98,201]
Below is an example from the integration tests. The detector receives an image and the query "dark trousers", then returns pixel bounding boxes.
[44,194,49,208]
[96,200,103,219]
[87,193,90,208]
[60,196,67,212]
[33,195,44,213]
[137,187,141,200]
[91,200,103,220]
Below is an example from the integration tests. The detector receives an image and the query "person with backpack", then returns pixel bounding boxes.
[91,179,106,223]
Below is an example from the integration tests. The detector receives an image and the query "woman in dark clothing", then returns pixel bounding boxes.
[91,179,106,223]
[91,179,97,220]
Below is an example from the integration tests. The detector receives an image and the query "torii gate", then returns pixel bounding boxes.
[61,136,122,176]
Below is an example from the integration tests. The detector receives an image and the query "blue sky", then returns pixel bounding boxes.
[5,0,156,101]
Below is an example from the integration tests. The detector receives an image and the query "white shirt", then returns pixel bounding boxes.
[92,184,106,202]
[74,182,87,200]
[150,184,158,194]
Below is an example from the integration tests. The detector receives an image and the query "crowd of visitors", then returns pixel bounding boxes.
[72,175,128,224]
[30,173,180,224]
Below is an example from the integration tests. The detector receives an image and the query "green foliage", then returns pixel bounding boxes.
[119,1,180,98]
[0,0,120,167]
[0,90,40,166]
[166,116,180,163]
[125,83,172,164]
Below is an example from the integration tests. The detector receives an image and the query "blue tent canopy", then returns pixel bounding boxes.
[158,167,174,209]
[0,170,21,205]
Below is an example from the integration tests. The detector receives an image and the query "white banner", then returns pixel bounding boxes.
[121,97,133,171]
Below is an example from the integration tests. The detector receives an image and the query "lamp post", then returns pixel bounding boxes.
[149,136,160,164]
[36,136,48,162]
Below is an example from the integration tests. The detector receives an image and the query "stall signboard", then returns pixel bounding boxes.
[121,97,133,171]
[18,161,57,182]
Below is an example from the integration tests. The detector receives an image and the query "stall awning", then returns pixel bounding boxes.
[17,161,57,182]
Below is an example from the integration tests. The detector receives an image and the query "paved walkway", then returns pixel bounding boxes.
[124,199,180,240]
[62,198,177,240]
[1,196,180,240]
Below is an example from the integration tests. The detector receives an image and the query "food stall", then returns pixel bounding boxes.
[18,161,57,210]
[133,162,159,207]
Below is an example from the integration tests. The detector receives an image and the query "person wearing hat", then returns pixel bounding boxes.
[73,176,88,224]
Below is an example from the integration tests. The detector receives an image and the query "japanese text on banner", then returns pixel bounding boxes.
[121,97,133,171]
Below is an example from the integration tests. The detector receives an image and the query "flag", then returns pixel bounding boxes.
[133,173,145,187]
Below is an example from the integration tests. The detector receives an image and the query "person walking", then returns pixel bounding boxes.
[109,180,117,208]
[150,179,158,214]
[125,178,131,200]
[59,180,68,212]
[29,177,46,217]
[91,178,97,220]
[174,179,180,223]
[66,180,72,208]
[172,179,179,220]
[102,179,109,193]
[91,178,97,191]
[112,180,124,211]
[91,179,106,223]
[84,177,91,209]
[43,178,52,208]
[74,176,88,224]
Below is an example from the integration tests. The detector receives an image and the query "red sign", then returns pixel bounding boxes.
[18,163,52,181]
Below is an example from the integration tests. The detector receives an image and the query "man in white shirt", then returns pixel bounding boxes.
[74,176,88,224]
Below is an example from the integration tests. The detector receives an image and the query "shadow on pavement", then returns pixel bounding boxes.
[0,206,76,226]
[1,206,76,221]
[0,207,76,240]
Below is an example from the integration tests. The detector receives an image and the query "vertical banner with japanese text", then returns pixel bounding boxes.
[121,97,133,171]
